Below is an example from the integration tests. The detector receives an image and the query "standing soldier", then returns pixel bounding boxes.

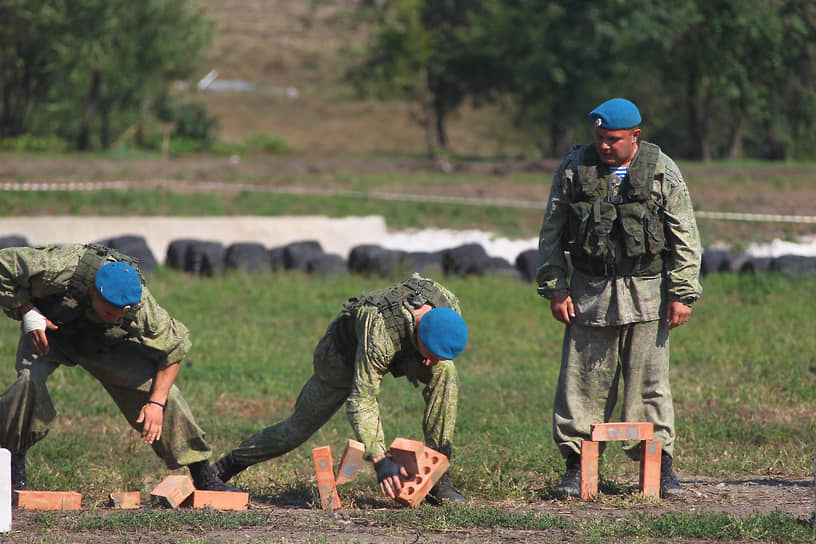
[214,274,469,503]
[0,243,238,492]
[536,98,702,498]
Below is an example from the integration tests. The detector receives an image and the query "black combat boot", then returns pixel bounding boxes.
[659,452,685,498]
[428,445,465,504]
[429,471,466,503]
[555,453,581,499]
[213,451,249,483]
[11,449,27,490]
[188,460,243,492]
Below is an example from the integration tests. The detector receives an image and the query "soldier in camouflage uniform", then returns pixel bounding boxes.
[214,274,469,503]
[536,98,702,499]
[0,244,238,492]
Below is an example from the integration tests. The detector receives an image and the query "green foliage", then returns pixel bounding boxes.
[0,0,213,150]
[0,134,68,152]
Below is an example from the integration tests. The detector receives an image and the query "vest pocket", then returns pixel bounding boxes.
[566,201,592,255]
[643,202,666,254]
[618,202,647,257]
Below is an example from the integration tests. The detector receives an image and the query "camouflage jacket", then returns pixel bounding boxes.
[0,245,190,365]
[339,275,461,459]
[536,142,702,326]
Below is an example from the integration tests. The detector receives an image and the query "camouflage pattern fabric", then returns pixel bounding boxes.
[536,143,701,461]
[552,320,676,458]
[230,275,461,466]
[0,245,210,467]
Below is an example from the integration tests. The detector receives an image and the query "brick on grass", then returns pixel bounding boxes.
[580,440,599,500]
[393,444,449,508]
[312,446,341,510]
[639,439,662,498]
[182,490,249,511]
[150,475,195,508]
[590,422,654,442]
[108,491,140,509]
[336,439,365,485]
[13,491,81,511]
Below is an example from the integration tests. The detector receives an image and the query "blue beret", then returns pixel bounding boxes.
[417,307,468,360]
[588,98,641,129]
[95,262,142,308]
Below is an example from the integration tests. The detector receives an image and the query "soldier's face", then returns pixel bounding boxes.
[417,337,442,367]
[90,285,129,323]
[594,127,641,167]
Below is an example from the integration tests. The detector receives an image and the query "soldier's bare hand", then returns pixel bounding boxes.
[550,292,575,325]
[136,403,164,444]
[667,301,692,329]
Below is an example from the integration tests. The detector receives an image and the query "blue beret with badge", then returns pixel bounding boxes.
[95,261,142,308]
[588,98,642,129]
[417,307,468,360]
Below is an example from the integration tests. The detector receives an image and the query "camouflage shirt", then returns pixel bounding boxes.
[342,276,461,459]
[0,245,190,365]
[536,142,702,326]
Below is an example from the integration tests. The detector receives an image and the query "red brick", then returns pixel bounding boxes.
[639,439,662,498]
[590,422,654,442]
[13,491,81,511]
[182,490,249,511]
[108,491,140,509]
[580,440,599,500]
[336,439,366,485]
[389,438,425,475]
[312,446,341,510]
[150,475,195,508]
[394,444,449,508]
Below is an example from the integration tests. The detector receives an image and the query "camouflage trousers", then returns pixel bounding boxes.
[230,322,458,467]
[0,333,211,468]
[552,319,675,460]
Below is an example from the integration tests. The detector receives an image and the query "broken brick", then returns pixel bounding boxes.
[182,490,249,511]
[150,475,195,509]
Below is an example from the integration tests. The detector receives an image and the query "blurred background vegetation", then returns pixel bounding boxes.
[1,0,814,161]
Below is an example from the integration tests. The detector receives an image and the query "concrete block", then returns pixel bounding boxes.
[394,444,449,508]
[312,446,341,510]
[182,490,249,511]
[389,438,425,476]
[108,491,140,509]
[0,450,9,531]
[13,491,81,511]
[639,439,662,498]
[590,422,654,442]
[336,439,365,485]
[150,475,195,508]
[580,440,599,500]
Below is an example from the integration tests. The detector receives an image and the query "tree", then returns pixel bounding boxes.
[0,0,212,149]
[345,0,487,156]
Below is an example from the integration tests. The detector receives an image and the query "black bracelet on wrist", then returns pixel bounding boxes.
[147,400,166,409]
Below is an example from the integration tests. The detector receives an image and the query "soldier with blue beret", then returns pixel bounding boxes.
[213,274,469,504]
[536,98,702,499]
[0,244,239,493]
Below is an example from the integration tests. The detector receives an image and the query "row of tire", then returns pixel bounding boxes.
[1,235,814,281]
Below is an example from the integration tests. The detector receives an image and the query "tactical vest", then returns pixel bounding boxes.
[36,244,142,351]
[335,276,453,381]
[564,141,666,276]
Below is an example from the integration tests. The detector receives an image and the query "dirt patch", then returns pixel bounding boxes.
[7,475,813,543]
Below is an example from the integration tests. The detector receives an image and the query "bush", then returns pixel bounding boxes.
[0,134,69,152]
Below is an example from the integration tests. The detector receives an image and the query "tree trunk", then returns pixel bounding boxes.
[433,91,447,150]
[77,70,101,151]
[726,114,743,160]
[420,68,436,158]
[686,72,711,162]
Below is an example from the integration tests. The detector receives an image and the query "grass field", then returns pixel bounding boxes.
[4,269,816,542]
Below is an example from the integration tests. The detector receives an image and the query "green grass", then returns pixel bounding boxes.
[4,269,816,540]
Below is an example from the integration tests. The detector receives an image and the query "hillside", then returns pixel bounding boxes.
[197,0,523,157]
